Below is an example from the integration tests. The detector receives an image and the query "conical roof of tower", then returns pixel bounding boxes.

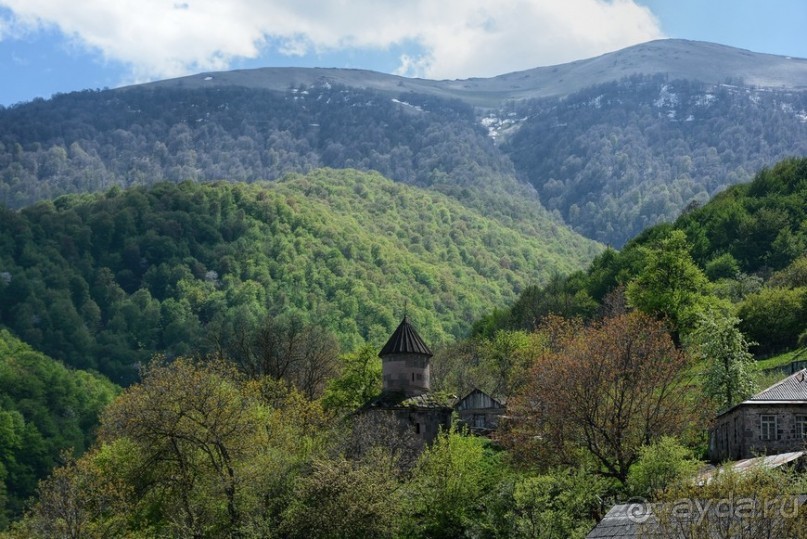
[378,317,433,358]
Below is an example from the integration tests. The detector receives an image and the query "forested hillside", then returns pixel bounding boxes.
[2,160,805,538]
[0,84,551,238]
[478,158,807,356]
[2,57,807,249]
[2,39,807,537]
[0,330,117,526]
[502,75,807,245]
[0,169,598,384]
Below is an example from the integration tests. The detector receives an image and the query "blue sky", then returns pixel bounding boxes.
[1,0,805,107]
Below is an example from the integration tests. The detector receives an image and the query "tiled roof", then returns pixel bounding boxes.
[378,317,433,358]
[747,369,807,401]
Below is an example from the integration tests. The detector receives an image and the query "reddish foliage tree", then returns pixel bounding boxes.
[503,312,693,484]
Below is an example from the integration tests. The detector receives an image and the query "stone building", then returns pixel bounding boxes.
[710,369,807,461]
[359,316,453,446]
[455,388,506,433]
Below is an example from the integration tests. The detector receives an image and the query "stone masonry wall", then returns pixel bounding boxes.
[711,404,807,461]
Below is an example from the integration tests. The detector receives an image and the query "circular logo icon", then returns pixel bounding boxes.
[626,500,651,524]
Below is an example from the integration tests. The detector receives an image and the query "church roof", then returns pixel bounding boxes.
[378,317,433,358]
[362,390,455,410]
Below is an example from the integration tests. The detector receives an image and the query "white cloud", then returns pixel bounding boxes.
[0,0,664,81]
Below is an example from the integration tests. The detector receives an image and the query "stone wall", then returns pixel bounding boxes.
[362,406,452,448]
[381,352,430,396]
[711,403,807,461]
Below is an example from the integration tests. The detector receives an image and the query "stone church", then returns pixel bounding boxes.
[359,316,453,445]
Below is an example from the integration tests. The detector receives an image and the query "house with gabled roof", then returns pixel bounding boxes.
[455,388,506,433]
[710,369,807,461]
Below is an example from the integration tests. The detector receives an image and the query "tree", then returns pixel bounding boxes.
[98,357,267,537]
[507,467,612,539]
[6,361,336,537]
[6,449,131,539]
[738,287,807,355]
[321,344,381,412]
[478,330,545,397]
[334,412,420,473]
[280,450,402,539]
[653,465,807,538]
[0,329,118,524]
[626,436,698,499]
[226,314,341,400]
[626,230,712,340]
[504,312,693,485]
[404,428,503,539]
[687,309,757,411]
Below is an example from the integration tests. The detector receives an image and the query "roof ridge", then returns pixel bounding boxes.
[378,317,433,358]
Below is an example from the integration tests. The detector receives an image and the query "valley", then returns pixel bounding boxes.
[0,37,806,537]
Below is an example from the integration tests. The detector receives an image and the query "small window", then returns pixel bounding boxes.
[734,417,739,445]
[761,415,777,440]
[473,414,486,429]
[411,373,415,381]
[797,416,807,439]
[414,423,421,434]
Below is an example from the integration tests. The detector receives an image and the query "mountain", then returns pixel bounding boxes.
[1,39,806,247]
[502,74,807,245]
[140,39,807,108]
[0,170,599,384]
[0,80,559,240]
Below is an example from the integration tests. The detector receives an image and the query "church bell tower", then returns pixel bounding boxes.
[378,316,433,397]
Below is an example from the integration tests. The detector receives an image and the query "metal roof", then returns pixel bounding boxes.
[588,496,807,538]
[586,503,653,538]
[697,451,805,484]
[378,317,433,358]
[747,369,807,401]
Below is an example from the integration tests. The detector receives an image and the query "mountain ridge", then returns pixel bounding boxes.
[132,39,807,109]
[2,38,807,247]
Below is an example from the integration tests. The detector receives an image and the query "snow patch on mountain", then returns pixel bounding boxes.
[481,112,526,142]
[391,98,423,111]
[654,85,679,108]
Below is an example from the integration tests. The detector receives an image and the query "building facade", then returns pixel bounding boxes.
[455,388,506,433]
[710,369,807,461]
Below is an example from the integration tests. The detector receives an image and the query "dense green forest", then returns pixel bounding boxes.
[2,75,807,249]
[0,63,805,534]
[503,75,807,245]
[0,149,805,536]
[0,84,556,242]
[0,330,117,526]
[0,168,598,384]
[0,357,625,539]
[478,157,807,356]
